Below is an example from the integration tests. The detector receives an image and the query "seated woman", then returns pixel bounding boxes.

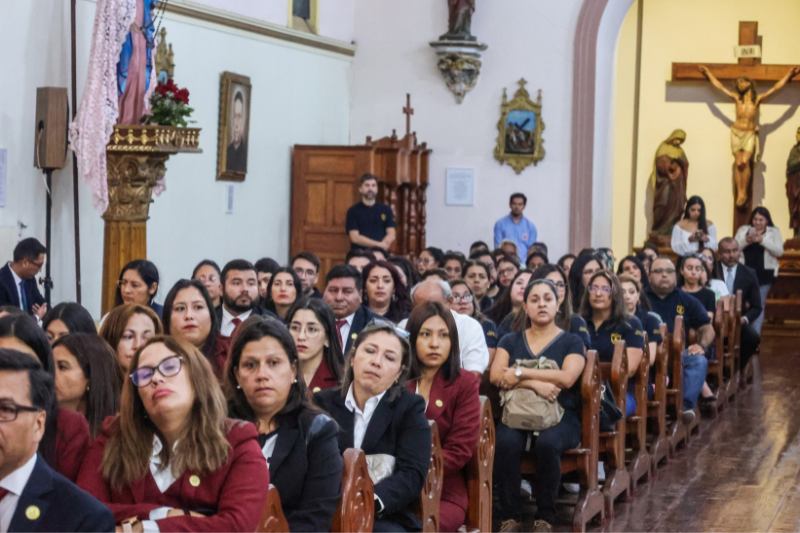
[492,270,532,338]
[556,254,576,278]
[699,248,729,303]
[671,196,718,255]
[463,260,494,313]
[525,251,549,272]
[264,267,303,322]
[286,298,345,393]
[580,271,645,417]
[417,247,444,277]
[490,280,586,533]
[77,336,270,532]
[43,302,97,344]
[678,255,716,317]
[363,261,412,324]
[314,322,431,532]
[52,333,121,438]
[406,302,481,533]
[113,259,163,318]
[449,280,497,365]
[388,256,420,290]
[619,275,662,365]
[0,314,90,482]
[496,254,520,291]
[162,279,224,376]
[192,259,224,309]
[442,253,465,280]
[617,255,651,289]
[99,303,163,374]
[567,252,605,311]
[224,316,343,532]
[529,264,591,350]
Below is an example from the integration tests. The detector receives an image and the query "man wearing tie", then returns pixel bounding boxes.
[0,239,47,319]
[718,237,762,370]
[322,265,380,353]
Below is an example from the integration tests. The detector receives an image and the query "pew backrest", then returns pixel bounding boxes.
[332,448,374,533]
[416,421,444,533]
[255,485,289,533]
[465,397,495,533]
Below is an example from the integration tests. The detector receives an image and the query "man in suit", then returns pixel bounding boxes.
[226,91,248,173]
[0,351,114,532]
[322,265,380,353]
[216,259,278,338]
[718,237,762,369]
[0,239,47,319]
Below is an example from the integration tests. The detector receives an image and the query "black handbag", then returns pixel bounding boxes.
[599,380,623,432]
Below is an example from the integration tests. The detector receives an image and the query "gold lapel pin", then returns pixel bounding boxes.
[26,506,41,520]
[189,475,201,487]
[435,399,443,408]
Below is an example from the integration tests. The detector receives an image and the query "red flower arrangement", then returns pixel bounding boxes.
[143,78,195,128]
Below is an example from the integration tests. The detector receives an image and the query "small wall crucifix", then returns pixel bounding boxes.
[403,94,414,136]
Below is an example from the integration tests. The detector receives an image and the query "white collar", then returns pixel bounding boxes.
[343,312,356,326]
[222,307,252,324]
[7,263,22,287]
[0,453,37,497]
[150,436,178,468]
[344,384,386,415]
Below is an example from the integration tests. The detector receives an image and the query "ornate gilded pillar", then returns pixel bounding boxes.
[102,126,201,314]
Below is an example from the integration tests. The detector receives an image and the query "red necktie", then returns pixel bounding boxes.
[231,317,242,335]
[336,319,347,349]
[0,487,9,501]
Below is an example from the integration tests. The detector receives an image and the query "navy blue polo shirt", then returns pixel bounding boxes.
[481,319,499,350]
[644,287,710,345]
[635,307,663,345]
[345,202,396,251]
[570,314,592,350]
[585,316,645,364]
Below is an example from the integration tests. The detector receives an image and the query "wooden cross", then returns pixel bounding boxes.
[403,94,414,136]
[672,21,800,82]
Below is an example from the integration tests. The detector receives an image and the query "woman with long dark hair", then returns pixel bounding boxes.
[619,274,662,366]
[113,259,162,317]
[672,196,718,255]
[264,267,303,322]
[526,264,591,349]
[617,255,651,289]
[42,302,97,344]
[286,298,345,393]
[677,255,716,316]
[463,260,494,312]
[567,252,605,312]
[486,269,531,328]
[192,259,224,309]
[362,261,412,323]
[225,317,343,531]
[417,247,444,276]
[388,255,420,289]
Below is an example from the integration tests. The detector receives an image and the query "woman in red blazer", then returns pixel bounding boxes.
[77,335,269,532]
[406,301,481,533]
[286,299,344,394]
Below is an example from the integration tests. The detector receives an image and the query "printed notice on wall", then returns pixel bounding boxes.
[446,167,474,206]
[0,149,7,207]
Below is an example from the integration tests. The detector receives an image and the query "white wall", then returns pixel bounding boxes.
[0,0,352,318]
[350,0,584,261]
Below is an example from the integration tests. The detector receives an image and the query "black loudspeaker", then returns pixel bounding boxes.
[34,87,69,170]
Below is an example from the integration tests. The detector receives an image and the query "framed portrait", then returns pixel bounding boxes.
[494,79,546,174]
[217,72,252,182]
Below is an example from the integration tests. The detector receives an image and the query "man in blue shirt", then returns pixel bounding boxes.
[493,193,537,261]
[345,174,396,252]
[645,257,715,424]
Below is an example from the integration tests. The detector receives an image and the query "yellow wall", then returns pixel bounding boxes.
[612,0,800,253]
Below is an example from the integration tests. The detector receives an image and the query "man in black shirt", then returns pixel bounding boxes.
[645,258,715,423]
[345,174,396,252]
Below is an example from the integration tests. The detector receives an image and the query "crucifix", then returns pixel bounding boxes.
[403,93,414,136]
[672,21,800,231]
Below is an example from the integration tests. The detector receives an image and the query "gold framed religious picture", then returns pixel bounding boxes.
[216,72,252,181]
[494,79,546,174]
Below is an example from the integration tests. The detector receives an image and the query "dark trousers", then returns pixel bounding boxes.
[494,413,582,524]
[740,323,760,370]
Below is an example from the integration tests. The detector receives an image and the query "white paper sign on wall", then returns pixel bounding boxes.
[225,184,234,214]
[446,168,475,206]
[734,45,761,59]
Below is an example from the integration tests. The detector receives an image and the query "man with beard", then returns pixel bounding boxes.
[345,174,396,252]
[216,259,278,337]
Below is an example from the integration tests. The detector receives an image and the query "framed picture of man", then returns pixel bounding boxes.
[217,72,252,181]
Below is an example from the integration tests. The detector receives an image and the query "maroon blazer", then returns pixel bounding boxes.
[77,417,270,532]
[407,369,480,512]
[55,407,91,483]
[307,359,339,394]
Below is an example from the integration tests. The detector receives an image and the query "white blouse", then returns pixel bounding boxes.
[671,223,718,255]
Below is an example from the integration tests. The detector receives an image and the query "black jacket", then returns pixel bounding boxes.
[9,455,115,532]
[0,264,44,313]
[268,411,343,532]
[729,264,762,324]
[344,306,382,353]
[314,386,431,532]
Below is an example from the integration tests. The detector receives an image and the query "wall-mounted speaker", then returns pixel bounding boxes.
[34,87,69,170]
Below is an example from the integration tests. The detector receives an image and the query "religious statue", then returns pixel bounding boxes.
[118,0,159,125]
[787,127,800,237]
[440,0,476,41]
[650,129,689,238]
[699,65,800,207]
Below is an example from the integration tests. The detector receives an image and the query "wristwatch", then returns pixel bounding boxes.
[515,366,522,378]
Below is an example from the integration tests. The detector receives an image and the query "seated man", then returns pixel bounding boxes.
[399,279,490,376]
[0,238,47,319]
[0,350,114,532]
[291,252,323,299]
[322,265,381,353]
[216,259,278,338]
[718,237,761,370]
[645,258,715,425]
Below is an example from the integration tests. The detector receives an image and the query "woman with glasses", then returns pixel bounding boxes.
[286,298,345,393]
[678,255,716,317]
[463,260,494,313]
[672,196,718,255]
[42,302,97,344]
[619,274,662,365]
[264,267,303,322]
[224,317,343,532]
[192,260,224,309]
[314,322,431,532]
[417,247,444,277]
[580,271,644,417]
[99,304,163,374]
[449,280,498,364]
[406,302,481,533]
[491,270,532,338]
[0,314,91,483]
[616,255,651,289]
[113,259,162,317]
[78,336,270,532]
[363,261,412,324]
[490,280,587,533]
[496,254,520,290]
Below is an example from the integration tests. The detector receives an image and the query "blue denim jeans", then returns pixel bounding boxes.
[682,351,708,410]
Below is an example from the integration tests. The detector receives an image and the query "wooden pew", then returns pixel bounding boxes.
[739,291,758,390]
[520,350,604,533]
[331,448,374,533]
[464,397,495,533]
[665,316,689,455]
[702,299,729,418]
[255,485,289,533]
[415,421,444,533]
[724,290,743,402]
[598,342,631,518]
[626,334,652,492]
[646,325,670,471]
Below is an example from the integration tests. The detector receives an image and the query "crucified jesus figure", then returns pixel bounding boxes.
[699,65,800,207]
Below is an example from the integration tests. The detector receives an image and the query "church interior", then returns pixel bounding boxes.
[2,0,800,531]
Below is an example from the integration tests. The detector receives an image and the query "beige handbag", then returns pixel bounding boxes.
[500,357,565,431]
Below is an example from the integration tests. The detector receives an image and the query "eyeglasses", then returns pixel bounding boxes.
[289,323,323,339]
[498,267,516,276]
[588,285,612,294]
[130,356,183,387]
[366,318,411,339]
[118,279,145,290]
[551,281,566,289]
[452,294,474,303]
[417,258,435,266]
[0,399,42,422]
[651,268,676,275]
[197,275,219,283]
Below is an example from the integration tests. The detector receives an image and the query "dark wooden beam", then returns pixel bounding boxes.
[672,63,800,82]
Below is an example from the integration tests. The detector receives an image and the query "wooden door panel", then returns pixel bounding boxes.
[305,182,328,225]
